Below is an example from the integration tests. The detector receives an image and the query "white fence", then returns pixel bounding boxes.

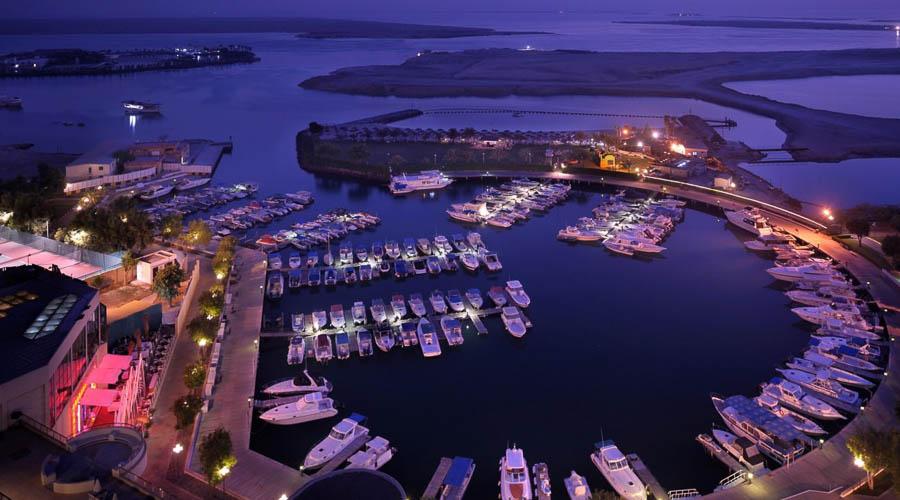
[64,167,158,194]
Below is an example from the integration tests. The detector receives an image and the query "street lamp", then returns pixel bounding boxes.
[173,443,184,454]
[218,465,231,477]
[198,338,208,348]
[854,456,865,469]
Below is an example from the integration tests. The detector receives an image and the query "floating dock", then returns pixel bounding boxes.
[695,434,745,473]
[422,456,475,500]
[626,453,669,500]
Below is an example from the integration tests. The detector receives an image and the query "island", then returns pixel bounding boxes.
[299,47,900,162]
[617,19,900,32]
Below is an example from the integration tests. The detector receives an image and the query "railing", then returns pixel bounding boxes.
[718,470,747,490]
[0,225,122,275]
[112,467,170,499]
[64,166,158,193]
[668,488,701,499]
[15,413,70,450]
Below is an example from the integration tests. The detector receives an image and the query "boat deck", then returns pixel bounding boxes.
[253,394,303,410]
[627,453,671,500]
[307,434,370,477]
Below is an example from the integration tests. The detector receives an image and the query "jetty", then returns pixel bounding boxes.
[626,453,670,500]
[695,434,746,474]
[422,456,475,500]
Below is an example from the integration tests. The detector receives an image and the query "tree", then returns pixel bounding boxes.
[183,361,207,392]
[846,218,871,244]
[185,219,212,247]
[152,262,185,305]
[308,121,323,134]
[199,289,224,319]
[188,315,218,346]
[387,154,406,169]
[591,490,619,500]
[881,235,900,261]
[160,213,183,240]
[172,394,203,429]
[121,250,138,276]
[846,427,900,492]
[349,144,370,164]
[199,427,237,486]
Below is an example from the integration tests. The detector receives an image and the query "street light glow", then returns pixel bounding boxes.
[173,443,184,454]
[198,338,208,347]
[854,456,865,469]
[218,465,231,477]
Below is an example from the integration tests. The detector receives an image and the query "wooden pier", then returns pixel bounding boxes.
[695,434,746,474]
[422,457,453,499]
[627,453,669,500]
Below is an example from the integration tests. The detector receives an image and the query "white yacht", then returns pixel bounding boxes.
[590,441,646,499]
[712,394,807,464]
[139,184,174,200]
[389,170,453,195]
[262,369,331,396]
[711,429,769,473]
[351,301,367,324]
[605,237,665,254]
[174,176,211,191]
[417,318,442,358]
[303,415,369,469]
[761,378,845,420]
[786,357,874,388]
[409,293,427,317]
[724,207,773,236]
[532,463,551,500]
[785,287,861,307]
[287,335,306,365]
[505,280,531,308]
[777,369,861,407]
[766,263,840,283]
[499,446,532,500]
[804,347,880,373]
[329,304,345,329]
[440,316,464,346]
[345,436,395,470]
[753,393,827,436]
[314,334,333,363]
[501,307,527,338]
[259,392,338,425]
[792,305,871,331]
[563,470,591,500]
[311,310,328,331]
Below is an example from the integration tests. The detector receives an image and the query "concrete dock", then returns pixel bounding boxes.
[627,453,670,500]
[422,457,453,499]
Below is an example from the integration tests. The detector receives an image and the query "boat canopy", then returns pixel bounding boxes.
[505,448,525,469]
[724,395,806,446]
[444,456,475,487]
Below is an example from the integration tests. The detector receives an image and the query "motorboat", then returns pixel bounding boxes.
[761,378,844,420]
[372,242,385,261]
[533,463,552,500]
[481,252,503,272]
[767,264,841,283]
[753,393,827,436]
[354,246,367,263]
[351,301,367,324]
[811,336,880,358]
[287,335,306,365]
[291,313,305,333]
[344,266,357,284]
[286,253,301,269]
[322,250,334,267]
[394,259,409,278]
[505,280,531,308]
[434,234,453,253]
[499,446,532,500]
[563,470,591,500]
[262,369,331,396]
[711,394,807,464]
[590,441,646,499]
[417,237,433,255]
[391,294,408,319]
[370,298,388,324]
[306,251,319,267]
[786,287,862,307]
[308,268,321,286]
[122,100,161,114]
[345,436,395,470]
[604,239,634,256]
[805,344,880,372]
[379,260,391,274]
[724,207,773,236]
[403,238,417,258]
[711,429,769,473]
[430,290,448,314]
[502,307,527,338]
[266,272,284,301]
[460,253,480,271]
[465,288,483,309]
[359,264,372,281]
[339,243,353,264]
[389,170,452,195]
[412,258,428,275]
[329,304,345,329]
[324,268,337,286]
[311,310,327,331]
[488,286,508,307]
[426,256,442,274]
[451,234,469,252]
[792,305,871,331]
[440,316,464,346]
[303,414,369,469]
[139,184,174,200]
[786,357,874,388]
[409,293,427,317]
[446,289,465,312]
[777,369,861,407]
[400,322,418,347]
[417,318,442,357]
[259,392,338,425]
[385,240,401,259]
[314,334,333,363]
[606,237,665,254]
[374,323,395,352]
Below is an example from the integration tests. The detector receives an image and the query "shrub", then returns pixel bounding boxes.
[183,361,207,392]
[172,394,202,429]
[199,427,237,485]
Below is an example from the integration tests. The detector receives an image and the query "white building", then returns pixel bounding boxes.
[135,250,182,285]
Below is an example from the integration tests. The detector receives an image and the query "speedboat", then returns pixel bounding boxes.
[451,234,469,252]
[345,436,395,470]
[287,335,306,365]
[467,232,485,249]
[391,294,408,319]
[314,334,333,363]
[465,288,483,309]
[355,246,368,262]
[488,286,508,307]
[417,238,433,255]
[291,313,305,333]
[502,307,527,338]
[351,301,367,324]
[460,253,480,271]
[434,234,453,254]
[533,463,552,500]
[505,280,531,308]
[440,316,464,346]
[777,369,861,407]
[761,378,844,420]
[370,298,387,324]
[603,239,634,256]
[329,304,345,329]
[403,238,417,258]
[303,414,369,469]
[563,470,590,500]
[767,263,841,283]
[262,369,331,396]
[374,323,395,352]
[259,392,337,425]
[357,329,374,357]
[409,293,427,317]
[786,357,874,388]
[385,240,401,259]
[287,253,302,269]
[426,256,442,274]
[266,272,284,301]
[753,393,827,436]
[482,252,503,271]
[311,310,328,331]
[372,242,385,261]
[430,290,448,314]
[590,441,646,499]
[335,332,350,360]
[499,446,532,500]
[711,429,769,473]
[446,289,465,312]
[724,207,773,236]
[323,268,337,286]
[417,318,442,357]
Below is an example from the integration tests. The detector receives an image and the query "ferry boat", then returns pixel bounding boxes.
[417,318,442,357]
[532,463,551,500]
[308,268,321,287]
[563,470,590,500]
[329,304,345,329]
[502,307,527,338]
[357,329,374,357]
[753,393,827,436]
[370,298,388,324]
[430,290,448,314]
[590,441,646,499]
[122,100,161,114]
[345,436,395,470]
[761,378,844,420]
[335,332,350,360]
[711,394,807,464]
[266,272,284,301]
[351,301,367,324]
[409,293,427,317]
[391,294,407,319]
[339,243,353,264]
[403,238,417,258]
[139,184,174,200]
[389,170,452,195]
[446,289,465,312]
[724,207,773,236]
[303,414,369,469]
[262,369,331,396]
[287,335,306,365]
[505,280,531,308]
[314,334,333,363]
[174,176,211,191]
[440,316,464,346]
[499,446,532,500]
[374,323,395,352]
[786,287,861,307]
[259,392,337,425]
[710,429,769,473]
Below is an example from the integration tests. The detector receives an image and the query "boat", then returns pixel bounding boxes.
[351,301,367,324]
[262,369,332,396]
[434,234,453,254]
[259,392,338,425]
[767,264,841,283]
[379,260,391,274]
[724,207,773,236]
[785,287,862,307]
[805,344,880,372]
[499,446,532,500]
[417,318,442,357]
[488,286,508,307]
[465,288,483,309]
[139,184,174,200]
[564,470,590,500]
[753,393,827,436]
[269,254,284,271]
[777,369,861,407]
[335,332,350,360]
[174,176,211,191]
[761,378,844,420]
[389,170,453,195]
[502,307,527,338]
[482,252,503,271]
[451,234,469,252]
[329,304,345,329]
[303,414,369,469]
[711,429,769,473]
[0,95,23,108]
[357,329,374,357]
[505,280,531,308]
[359,264,372,281]
[605,237,665,254]
[291,313,305,333]
[322,249,334,267]
[440,316,464,346]
[785,357,874,388]
[533,463,552,500]
[590,441,646,499]
[287,335,306,365]
[446,289,465,312]
[324,268,337,286]
[370,298,387,323]
[412,258,427,275]
[403,238,417,258]
[400,322,418,347]
[355,246,368,262]
[417,238,433,255]
[288,253,302,269]
[345,436,395,470]
[308,268,321,286]
[409,293,427,317]
[391,294,407,319]
[122,100,161,114]
[374,323,395,352]
[344,267,357,284]
[792,305,871,331]
[314,334,333,362]
[467,232,485,249]
[372,242,384,261]
[339,243,353,264]
[266,272,284,301]
[711,394,807,464]
[460,253,480,271]
[385,240,401,259]
[430,290,448,314]
[426,256,442,274]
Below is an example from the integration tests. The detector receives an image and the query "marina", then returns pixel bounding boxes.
[446,179,570,228]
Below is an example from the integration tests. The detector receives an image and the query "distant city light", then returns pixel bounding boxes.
[651,130,660,139]
[636,141,644,148]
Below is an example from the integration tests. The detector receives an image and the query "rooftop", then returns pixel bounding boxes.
[0,265,97,384]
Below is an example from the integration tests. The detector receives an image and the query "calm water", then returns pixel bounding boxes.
[0,17,892,495]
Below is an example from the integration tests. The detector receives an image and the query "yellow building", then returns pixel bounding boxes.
[599,153,617,169]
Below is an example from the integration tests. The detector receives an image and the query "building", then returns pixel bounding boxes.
[65,147,118,182]
[136,249,182,285]
[654,158,707,179]
[599,152,617,169]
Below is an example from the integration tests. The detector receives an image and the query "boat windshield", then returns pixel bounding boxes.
[607,457,627,471]
[329,429,349,440]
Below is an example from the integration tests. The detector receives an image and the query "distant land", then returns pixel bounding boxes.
[618,19,897,31]
[0,17,546,39]
[300,47,900,162]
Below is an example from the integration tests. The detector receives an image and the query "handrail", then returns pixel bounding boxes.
[112,467,170,499]
[15,413,70,450]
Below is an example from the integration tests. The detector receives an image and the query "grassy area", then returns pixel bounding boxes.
[833,235,893,270]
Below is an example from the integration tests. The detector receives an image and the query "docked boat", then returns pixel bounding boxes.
[792,305,872,331]
[505,280,531,308]
[400,322,418,347]
[291,313,305,333]
[370,298,388,324]
[460,253,480,271]
[412,258,427,275]
[345,436,395,470]
[359,264,372,281]
[434,234,453,254]
[288,253,302,269]
[303,414,369,469]
[467,232,485,249]
[357,329,374,357]
[488,286,508,307]
[440,316,464,346]
[339,243,353,264]
[777,369,861,407]
[724,207,773,236]
[287,335,306,365]
[262,369,332,396]
[502,307,527,338]
[499,446,532,500]
[314,334,333,363]
[372,241,385,261]
[446,289,465,312]
[329,304,345,329]
[306,251,320,268]
[532,463,551,500]
[344,266,357,284]
[761,378,844,420]
[174,176,211,191]
[122,100,161,114]
[409,293,427,317]
[805,344,880,372]
[711,394,807,464]
[590,441,646,499]
[374,323,395,352]
[324,268,337,286]
[451,234,469,252]
[259,392,338,425]
[266,272,284,301]
[391,294,408,319]
[389,170,453,195]
[269,254,284,271]
[351,301,367,324]
[605,237,665,255]
[767,263,841,283]
[564,470,591,500]
[482,252,503,271]
[322,250,334,267]
[430,290,448,314]
[603,240,634,256]
[465,288,483,309]
[385,240,401,259]
[394,259,409,278]
[140,184,174,200]
[811,335,880,359]
[785,357,874,388]
[417,237,433,255]
[417,318,442,357]
[785,287,862,307]
[426,256,442,274]
[753,393,827,436]
[335,332,350,360]
[403,238,417,258]
[308,268,321,287]
[711,429,769,473]
[312,310,326,331]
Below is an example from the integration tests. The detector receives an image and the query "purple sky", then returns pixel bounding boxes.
[4,1,898,21]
